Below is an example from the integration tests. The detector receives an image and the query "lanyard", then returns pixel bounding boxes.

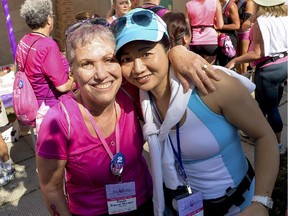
[84,102,120,160]
[148,92,192,194]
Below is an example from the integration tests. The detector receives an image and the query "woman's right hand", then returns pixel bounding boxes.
[168,45,220,94]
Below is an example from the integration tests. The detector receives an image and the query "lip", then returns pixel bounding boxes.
[135,74,151,85]
[92,81,113,91]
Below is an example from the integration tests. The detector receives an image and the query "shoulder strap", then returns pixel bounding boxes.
[23,38,42,71]
[59,101,71,140]
[222,0,231,15]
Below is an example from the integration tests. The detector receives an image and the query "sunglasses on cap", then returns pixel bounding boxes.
[65,17,110,37]
[111,9,160,37]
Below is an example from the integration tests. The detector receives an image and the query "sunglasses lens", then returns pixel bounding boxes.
[132,11,152,27]
[111,17,127,36]
[65,18,110,37]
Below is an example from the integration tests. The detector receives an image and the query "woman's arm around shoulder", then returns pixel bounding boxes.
[168,46,221,94]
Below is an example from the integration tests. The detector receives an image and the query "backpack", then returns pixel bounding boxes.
[218,33,236,58]
[12,39,41,127]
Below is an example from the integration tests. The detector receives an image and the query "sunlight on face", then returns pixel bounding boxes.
[73,39,122,105]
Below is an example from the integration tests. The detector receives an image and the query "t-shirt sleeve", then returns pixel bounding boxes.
[36,106,69,160]
[41,41,68,87]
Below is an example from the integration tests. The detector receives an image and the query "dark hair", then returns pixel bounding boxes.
[75,11,91,21]
[162,12,191,47]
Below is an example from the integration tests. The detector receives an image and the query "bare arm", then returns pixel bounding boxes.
[36,156,72,216]
[223,3,240,31]
[203,71,279,215]
[226,21,263,69]
[240,0,255,31]
[168,45,220,94]
[55,77,73,93]
[214,0,224,30]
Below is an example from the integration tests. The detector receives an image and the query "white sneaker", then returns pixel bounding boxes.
[0,167,16,187]
[278,143,286,156]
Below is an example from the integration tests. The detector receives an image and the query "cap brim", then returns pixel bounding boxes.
[253,0,286,6]
[115,29,165,53]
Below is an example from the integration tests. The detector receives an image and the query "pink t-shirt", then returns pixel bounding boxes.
[186,0,218,45]
[16,33,69,107]
[36,90,153,215]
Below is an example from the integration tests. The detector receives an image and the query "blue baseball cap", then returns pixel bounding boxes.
[113,8,169,53]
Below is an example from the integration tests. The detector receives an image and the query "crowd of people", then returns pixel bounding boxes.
[0,0,287,215]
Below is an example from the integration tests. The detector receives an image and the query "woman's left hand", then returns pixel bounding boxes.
[168,45,220,94]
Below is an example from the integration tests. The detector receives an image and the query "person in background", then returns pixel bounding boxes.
[0,99,16,187]
[16,0,72,108]
[235,0,255,74]
[74,11,91,21]
[226,0,288,155]
[106,0,131,24]
[138,0,169,17]
[216,0,240,66]
[162,12,192,48]
[114,8,279,216]
[186,0,224,64]
[130,0,140,9]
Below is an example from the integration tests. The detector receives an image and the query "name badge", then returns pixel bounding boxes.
[173,191,204,216]
[105,181,137,215]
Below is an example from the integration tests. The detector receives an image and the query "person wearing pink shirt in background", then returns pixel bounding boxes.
[16,0,72,108]
[226,0,288,156]
[235,0,255,74]
[186,0,224,64]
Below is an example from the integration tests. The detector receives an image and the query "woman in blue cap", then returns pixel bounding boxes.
[113,8,279,216]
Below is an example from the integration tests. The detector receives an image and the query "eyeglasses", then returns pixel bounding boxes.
[65,17,110,37]
[111,10,154,37]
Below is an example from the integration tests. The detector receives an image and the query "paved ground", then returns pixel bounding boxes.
[0,86,287,216]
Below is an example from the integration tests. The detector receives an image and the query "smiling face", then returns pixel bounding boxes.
[113,0,131,17]
[72,38,122,108]
[119,41,170,95]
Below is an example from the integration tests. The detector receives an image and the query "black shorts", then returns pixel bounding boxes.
[190,44,219,56]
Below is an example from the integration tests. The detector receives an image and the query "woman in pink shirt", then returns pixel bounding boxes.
[16,0,72,108]
[186,0,224,64]
[36,21,154,216]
